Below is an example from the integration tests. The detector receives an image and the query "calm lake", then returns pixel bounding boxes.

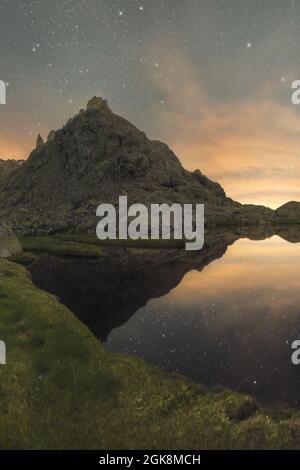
[24,233,300,407]
[106,235,300,406]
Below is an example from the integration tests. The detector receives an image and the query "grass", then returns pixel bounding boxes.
[0,258,300,448]
[19,235,186,258]
[59,233,186,248]
[20,237,106,258]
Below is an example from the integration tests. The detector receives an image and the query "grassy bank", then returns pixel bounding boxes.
[19,235,186,258]
[0,258,300,449]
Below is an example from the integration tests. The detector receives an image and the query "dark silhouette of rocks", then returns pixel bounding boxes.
[19,223,300,340]
[86,96,112,112]
[36,134,44,148]
[47,130,56,142]
[21,232,235,340]
[275,201,300,224]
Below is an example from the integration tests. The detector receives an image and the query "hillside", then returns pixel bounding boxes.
[0,159,23,182]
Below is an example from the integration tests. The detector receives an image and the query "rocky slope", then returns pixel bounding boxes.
[0,159,23,182]
[0,97,286,236]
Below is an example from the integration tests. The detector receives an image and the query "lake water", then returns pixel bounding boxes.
[24,233,300,407]
[106,236,300,406]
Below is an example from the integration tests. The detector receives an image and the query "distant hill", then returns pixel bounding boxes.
[0,97,283,236]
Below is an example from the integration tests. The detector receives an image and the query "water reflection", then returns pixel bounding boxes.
[23,234,231,341]
[22,227,300,406]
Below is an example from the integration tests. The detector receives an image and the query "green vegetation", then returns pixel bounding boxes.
[20,235,185,257]
[58,233,186,249]
[1,258,300,449]
[20,236,106,258]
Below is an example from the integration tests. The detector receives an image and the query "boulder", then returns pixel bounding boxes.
[0,226,22,258]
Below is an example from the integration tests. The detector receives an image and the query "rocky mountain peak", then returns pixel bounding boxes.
[0,96,279,236]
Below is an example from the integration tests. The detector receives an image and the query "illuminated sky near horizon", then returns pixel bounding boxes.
[1,0,300,208]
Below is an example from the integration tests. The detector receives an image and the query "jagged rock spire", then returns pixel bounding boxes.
[36,134,44,148]
[47,130,55,142]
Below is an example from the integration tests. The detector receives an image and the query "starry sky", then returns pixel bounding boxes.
[1,0,300,207]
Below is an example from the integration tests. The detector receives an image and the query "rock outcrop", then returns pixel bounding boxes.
[0,226,21,258]
[36,134,44,148]
[275,201,300,224]
[47,130,55,142]
[86,96,112,112]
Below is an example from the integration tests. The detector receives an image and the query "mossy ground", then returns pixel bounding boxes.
[1,258,300,449]
[20,235,185,258]
[20,236,106,258]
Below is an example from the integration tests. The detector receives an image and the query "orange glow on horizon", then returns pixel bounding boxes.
[165,236,300,304]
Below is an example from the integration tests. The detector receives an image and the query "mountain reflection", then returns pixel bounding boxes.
[22,226,300,405]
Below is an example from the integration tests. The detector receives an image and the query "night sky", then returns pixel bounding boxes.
[1,0,300,207]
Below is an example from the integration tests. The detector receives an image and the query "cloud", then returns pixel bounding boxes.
[148,45,300,208]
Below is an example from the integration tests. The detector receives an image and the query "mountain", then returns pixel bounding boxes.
[0,97,282,236]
